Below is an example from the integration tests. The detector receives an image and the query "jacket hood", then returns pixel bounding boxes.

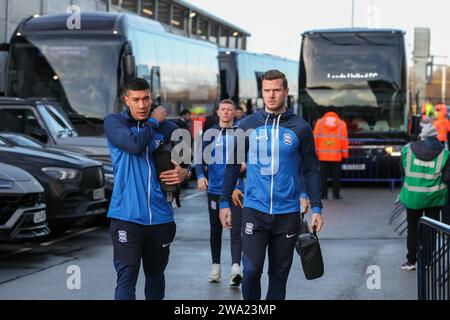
[247,108,297,142]
[411,138,443,161]
[437,111,447,120]
[322,112,341,130]
[121,109,149,126]
[253,108,296,123]
[436,104,447,120]
[262,108,296,120]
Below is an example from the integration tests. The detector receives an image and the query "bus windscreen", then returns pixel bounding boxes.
[299,32,407,134]
[301,33,404,91]
[9,37,123,120]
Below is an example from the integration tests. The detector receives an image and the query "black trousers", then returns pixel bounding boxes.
[230,202,243,265]
[406,207,440,264]
[241,208,300,300]
[207,193,243,265]
[320,161,342,197]
[208,194,223,264]
[110,219,176,300]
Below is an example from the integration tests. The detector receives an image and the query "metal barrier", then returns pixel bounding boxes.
[388,196,407,236]
[417,216,450,300]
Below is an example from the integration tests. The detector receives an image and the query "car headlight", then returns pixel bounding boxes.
[385,146,402,157]
[105,173,115,185]
[0,178,13,189]
[41,167,80,180]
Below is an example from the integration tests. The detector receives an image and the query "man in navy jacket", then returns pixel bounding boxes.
[219,70,324,300]
[104,78,191,300]
[196,99,244,287]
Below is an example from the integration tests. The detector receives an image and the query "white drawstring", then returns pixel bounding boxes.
[215,128,224,146]
[263,113,281,140]
[225,130,229,164]
[275,114,281,139]
[264,114,270,141]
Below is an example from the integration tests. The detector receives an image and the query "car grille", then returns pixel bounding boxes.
[0,193,43,225]
[82,166,104,189]
[60,192,83,211]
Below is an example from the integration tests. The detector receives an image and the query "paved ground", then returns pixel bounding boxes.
[0,185,417,300]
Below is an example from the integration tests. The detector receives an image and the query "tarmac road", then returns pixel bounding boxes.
[0,186,417,300]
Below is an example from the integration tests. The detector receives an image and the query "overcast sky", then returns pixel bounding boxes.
[188,0,450,64]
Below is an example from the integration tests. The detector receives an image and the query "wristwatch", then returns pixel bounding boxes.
[185,167,193,180]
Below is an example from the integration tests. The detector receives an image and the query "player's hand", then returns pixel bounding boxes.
[232,189,244,208]
[197,177,208,191]
[219,208,232,230]
[311,214,324,232]
[160,160,188,185]
[150,106,166,123]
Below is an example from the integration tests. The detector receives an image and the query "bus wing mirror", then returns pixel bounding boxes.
[123,54,136,82]
[410,115,422,137]
[0,43,9,52]
[151,66,161,105]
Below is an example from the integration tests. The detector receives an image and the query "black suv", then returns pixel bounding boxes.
[0,162,49,240]
[0,132,107,230]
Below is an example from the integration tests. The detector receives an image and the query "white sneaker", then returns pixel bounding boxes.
[208,263,221,282]
[401,260,416,271]
[229,263,242,287]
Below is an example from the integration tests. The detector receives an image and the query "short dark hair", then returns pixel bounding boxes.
[235,106,244,112]
[180,109,191,116]
[123,78,150,96]
[219,99,236,109]
[261,69,288,89]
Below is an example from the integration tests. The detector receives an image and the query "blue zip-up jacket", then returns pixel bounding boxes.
[104,110,179,225]
[219,109,322,214]
[196,124,244,195]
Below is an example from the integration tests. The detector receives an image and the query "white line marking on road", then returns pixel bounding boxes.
[172,192,203,208]
[40,226,101,247]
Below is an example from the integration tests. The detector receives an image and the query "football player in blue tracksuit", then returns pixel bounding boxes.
[196,99,244,287]
[104,78,192,300]
[219,70,324,300]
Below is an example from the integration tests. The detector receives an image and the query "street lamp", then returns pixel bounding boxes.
[351,0,355,28]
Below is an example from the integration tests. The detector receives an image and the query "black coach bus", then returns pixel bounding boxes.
[2,12,219,135]
[219,49,299,115]
[299,28,409,187]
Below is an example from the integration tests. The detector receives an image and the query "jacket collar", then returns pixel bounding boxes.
[121,109,149,127]
[260,108,294,122]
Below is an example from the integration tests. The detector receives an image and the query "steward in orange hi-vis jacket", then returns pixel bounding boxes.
[314,111,349,199]
[433,104,450,143]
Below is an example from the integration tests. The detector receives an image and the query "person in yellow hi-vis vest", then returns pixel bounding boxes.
[399,123,450,271]
[421,100,436,121]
